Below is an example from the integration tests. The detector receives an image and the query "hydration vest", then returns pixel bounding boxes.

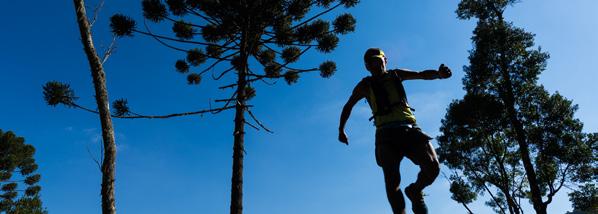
[363,71,417,127]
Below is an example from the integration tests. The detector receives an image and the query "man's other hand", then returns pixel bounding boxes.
[338,130,349,145]
[438,64,452,79]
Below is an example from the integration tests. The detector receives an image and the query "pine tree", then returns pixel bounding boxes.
[438,1,597,214]
[0,130,47,214]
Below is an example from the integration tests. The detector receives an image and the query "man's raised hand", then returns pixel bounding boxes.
[438,64,452,79]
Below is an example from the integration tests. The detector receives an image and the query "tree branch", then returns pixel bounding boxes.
[71,103,242,119]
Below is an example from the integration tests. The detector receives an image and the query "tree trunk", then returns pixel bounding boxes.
[72,1,117,214]
[499,54,545,214]
[230,29,248,214]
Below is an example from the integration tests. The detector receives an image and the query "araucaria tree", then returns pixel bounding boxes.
[438,1,597,214]
[109,0,359,213]
[0,130,46,214]
[43,0,119,213]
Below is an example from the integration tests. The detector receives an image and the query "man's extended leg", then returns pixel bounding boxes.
[382,165,406,214]
[405,141,440,214]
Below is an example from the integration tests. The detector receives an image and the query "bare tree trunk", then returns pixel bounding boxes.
[230,28,248,214]
[72,1,117,213]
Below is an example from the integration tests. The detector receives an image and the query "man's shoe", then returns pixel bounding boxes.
[405,184,428,214]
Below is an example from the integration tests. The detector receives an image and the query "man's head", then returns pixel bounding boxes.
[364,48,387,76]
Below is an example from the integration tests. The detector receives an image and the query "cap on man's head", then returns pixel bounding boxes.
[364,48,386,62]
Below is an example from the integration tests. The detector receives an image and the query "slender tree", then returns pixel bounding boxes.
[44,0,119,213]
[0,130,46,214]
[438,1,597,214]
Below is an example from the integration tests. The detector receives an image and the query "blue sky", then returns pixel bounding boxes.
[1,0,596,213]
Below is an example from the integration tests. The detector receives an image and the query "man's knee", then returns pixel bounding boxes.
[421,160,440,180]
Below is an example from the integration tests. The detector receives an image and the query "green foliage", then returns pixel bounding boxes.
[173,20,195,40]
[110,14,136,37]
[186,48,207,66]
[112,99,130,117]
[187,73,202,85]
[142,0,167,22]
[244,86,256,100]
[284,71,299,85]
[43,81,77,107]
[166,0,187,16]
[319,61,336,78]
[449,176,477,205]
[206,45,223,58]
[264,64,282,77]
[281,46,301,63]
[568,183,598,213]
[0,130,46,214]
[175,59,190,73]
[333,13,356,34]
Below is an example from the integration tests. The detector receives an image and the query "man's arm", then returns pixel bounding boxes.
[338,82,366,145]
[392,64,452,81]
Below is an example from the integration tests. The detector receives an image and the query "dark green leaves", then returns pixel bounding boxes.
[244,86,256,100]
[316,33,339,53]
[186,48,207,66]
[333,13,356,34]
[201,24,225,43]
[264,64,282,77]
[206,45,223,58]
[166,0,187,16]
[142,0,167,22]
[287,0,311,20]
[449,176,477,204]
[319,61,336,78]
[284,71,299,85]
[187,73,201,85]
[0,130,45,213]
[43,81,77,107]
[172,20,194,40]
[258,49,276,64]
[175,60,190,73]
[340,0,359,8]
[112,99,130,117]
[110,14,136,37]
[281,47,301,63]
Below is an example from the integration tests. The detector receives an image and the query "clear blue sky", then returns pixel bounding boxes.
[1,0,596,213]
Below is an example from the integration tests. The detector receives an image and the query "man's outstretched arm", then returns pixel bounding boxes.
[338,82,366,145]
[393,64,452,80]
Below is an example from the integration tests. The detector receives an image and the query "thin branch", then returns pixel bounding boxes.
[212,67,236,80]
[133,29,236,49]
[185,7,219,26]
[89,0,105,27]
[71,103,243,119]
[246,108,273,133]
[244,121,260,131]
[101,36,117,64]
[86,144,102,171]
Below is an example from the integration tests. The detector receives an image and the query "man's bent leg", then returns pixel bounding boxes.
[411,141,440,191]
[405,141,440,214]
[382,166,406,214]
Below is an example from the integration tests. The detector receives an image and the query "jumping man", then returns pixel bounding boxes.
[338,48,452,214]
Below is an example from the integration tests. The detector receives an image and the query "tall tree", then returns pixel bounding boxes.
[84,0,357,214]
[44,0,119,213]
[438,1,597,214]
[0,130,46,214]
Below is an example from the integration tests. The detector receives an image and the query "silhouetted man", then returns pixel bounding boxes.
[338,48,451,214]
